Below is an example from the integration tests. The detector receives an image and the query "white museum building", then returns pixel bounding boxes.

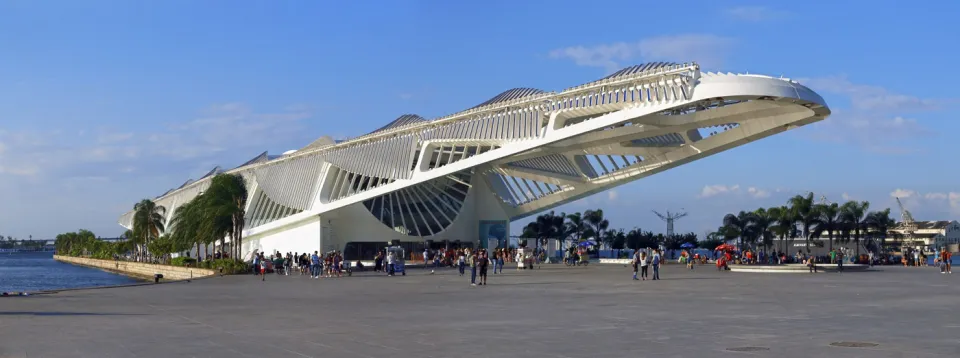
[119,62,831,260]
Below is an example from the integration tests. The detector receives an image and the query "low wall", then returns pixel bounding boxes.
[54,255,216,281]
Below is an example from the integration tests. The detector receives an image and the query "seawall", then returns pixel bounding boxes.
[54,255,216,281]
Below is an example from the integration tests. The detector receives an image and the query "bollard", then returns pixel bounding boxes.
[154,274,163,283]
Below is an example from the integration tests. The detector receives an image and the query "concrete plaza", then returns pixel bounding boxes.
[1,264,957,358]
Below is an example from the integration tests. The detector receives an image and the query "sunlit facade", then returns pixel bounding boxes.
[119,62,830,260]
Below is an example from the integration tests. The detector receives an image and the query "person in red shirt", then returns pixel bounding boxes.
[945,250,953,274]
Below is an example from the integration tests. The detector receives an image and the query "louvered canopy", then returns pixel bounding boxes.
[601,62,679,80]
[471,88,546,109]
[367,114,428,135]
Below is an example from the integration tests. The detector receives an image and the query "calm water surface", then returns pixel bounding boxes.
[0,252,138,292]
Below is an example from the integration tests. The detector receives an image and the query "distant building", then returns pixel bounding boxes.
[888,220,960,248]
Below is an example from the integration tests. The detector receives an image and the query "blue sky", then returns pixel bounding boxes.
[1,1,956,240]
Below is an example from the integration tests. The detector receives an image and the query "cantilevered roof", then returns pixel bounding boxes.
[601,62,679,81]
[367,114,427,135]
[471,88,546,109]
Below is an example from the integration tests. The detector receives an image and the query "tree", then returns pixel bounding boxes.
[583,209,610,249]
[866,208,896,253]
[522,211,565,253]
[788,193,819,253]
[565,212,588,244]
[610,229,626,251]
[841,200,870,256]
[204,174,248,260]
[815,203,841,251]
[722,211,753,250]
[169,196,207,260]
[133,199,166,262]
[750,208,775,252]
[768,206,794,253]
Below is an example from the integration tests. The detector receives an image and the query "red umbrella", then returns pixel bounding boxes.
[715,244,736,252]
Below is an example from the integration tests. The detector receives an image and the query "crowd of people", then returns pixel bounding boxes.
[251,250,349,281]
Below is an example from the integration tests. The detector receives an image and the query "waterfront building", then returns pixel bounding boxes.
[889,220,960,249]
[119,62,830,260]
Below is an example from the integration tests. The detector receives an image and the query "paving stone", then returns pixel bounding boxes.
[0,265,956,357]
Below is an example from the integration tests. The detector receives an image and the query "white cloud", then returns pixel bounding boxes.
[801,76,944,112]
[890,188,918,199]
[0,103,314,178]
[398,93,414,100]
[700,184,780,199]
[723,6,789,22]
[607,190,618,201]
[841,192,853,201]
[895,190,960,216]
[699,184,740,198]
[799,75,949,154]
[549,34,736,72]
[747,187,770,199]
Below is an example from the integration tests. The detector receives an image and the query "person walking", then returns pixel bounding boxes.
[458,250,466,276]
[310,251,320,279]
[632,249,641,280]
[468,250,478,286]
[252,252,261,277]
[945,250,953,274]
[651,249,661,280]
[499,249,507,273]
[478,249,489,285]
[386,251,396,276]
[837,249,844,273]
[259,253,268,281]
[640,252,649,280]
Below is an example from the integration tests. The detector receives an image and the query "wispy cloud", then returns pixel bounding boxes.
[893,189,960,215]
[723,6,789,22]
[747,187,771,199]
[699,184,776,199]
[0,103,314,179]
[801,76,946,112]
[549,34,736,72]
[799,76,950,154]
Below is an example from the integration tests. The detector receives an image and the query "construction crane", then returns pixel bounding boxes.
[895,197,917,240]
[653,210,688,237]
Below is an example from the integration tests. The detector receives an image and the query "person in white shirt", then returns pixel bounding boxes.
[387,251,397,276]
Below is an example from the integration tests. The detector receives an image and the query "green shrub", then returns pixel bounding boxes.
[171,257,197,267]
[200,259,250,274]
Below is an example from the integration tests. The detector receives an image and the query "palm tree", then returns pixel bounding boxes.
[866,208,895,254]
[522,211,565,253]
[565,212,588,244]
[722,211,753,250]
[788,193,819,253]
[204,174,248,260]
[767,206,794,253]
[816,203,842,251]
[841,200,870,256]
[169,196,206,260]
[750,208,775,252]
[583,209,610,249]
[133,199,166,262]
